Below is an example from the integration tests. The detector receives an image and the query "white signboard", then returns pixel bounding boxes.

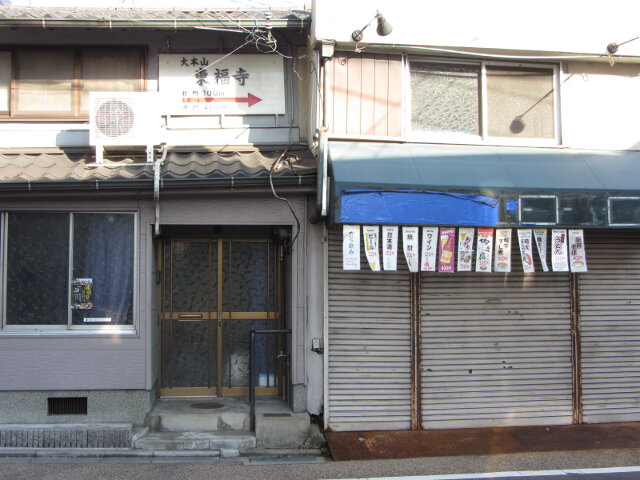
[534,228,550,272]
[363,226,381,272]
[457,228,474,272]
[494,229,512,273]
[420,227,438,272]
[343,225,360,270]
[403,226,420,273]
[159,54,285,115]
[551,229,569,272]
[569,229,588,273]
[475,228,494,273]
[518,229,535,273]
[382,226,398,271]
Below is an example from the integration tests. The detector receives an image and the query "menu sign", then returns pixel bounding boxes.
[343,225,360,270]
[569,229,588,273]
[403,226,420,273]
[438,227,456,273]
[517,229,535,273]
[551,229,569,272]
[421,227,438,272]
[476,228,494,272]
[534,229,549,272]
[457,228,475,272]
[363,226,381,272]
[382,226,398,271]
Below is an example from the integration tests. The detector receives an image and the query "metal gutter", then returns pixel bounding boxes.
[0,175,316,192]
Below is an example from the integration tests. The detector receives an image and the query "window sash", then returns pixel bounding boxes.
[409,59,558,144]
[2,211,137,332]
[10,47,143,118]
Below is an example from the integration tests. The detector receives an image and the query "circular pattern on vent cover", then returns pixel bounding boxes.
[95,99,135,138]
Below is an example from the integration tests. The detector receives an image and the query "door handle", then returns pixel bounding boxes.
[178,314,203,319]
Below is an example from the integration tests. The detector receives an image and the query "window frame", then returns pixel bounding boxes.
[0,210,138,335]
[0,45,146,121]
[406,56,561,147]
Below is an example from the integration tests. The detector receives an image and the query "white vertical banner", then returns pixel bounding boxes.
[551,229,569,272]
[517,229,535,273]
[476,228,494,273]
[363,225,381,272]
[457,228,475,272]
[569,229,588,273]
[421,226,438,272]
[403,226,420,273]
[382,226,398,271]
[533,228,549,272]
[494,229,512,273]
[342,224,360,270]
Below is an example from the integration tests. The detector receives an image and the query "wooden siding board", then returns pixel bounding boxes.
[360,55,376,135]
[346,56,362,134]
[373,57,390,136]
[386,56,403,137]
[331,55,348,135]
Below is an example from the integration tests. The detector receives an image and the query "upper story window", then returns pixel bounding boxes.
[409,60,558,145]
[0,47,145,119]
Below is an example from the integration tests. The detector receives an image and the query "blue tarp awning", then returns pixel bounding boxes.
[326,142,640,227]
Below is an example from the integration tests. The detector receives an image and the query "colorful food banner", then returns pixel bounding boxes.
[457,228,474,272]
[438,227,456,273]
[551,229,569,272]
[342,224,360,270]
[569,229,588,273]
[403,226,420,273]
[363,226,381,272]
[421,227,438,272]
[382,226,398,271]
[494,229,512,273]
[476,228,494,272]
[533,228,549,272]
[517,229,535,273]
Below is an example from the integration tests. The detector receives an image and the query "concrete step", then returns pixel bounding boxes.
[133,430,256,455]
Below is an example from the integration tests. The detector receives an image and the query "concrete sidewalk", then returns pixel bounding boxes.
[325,422,640,460]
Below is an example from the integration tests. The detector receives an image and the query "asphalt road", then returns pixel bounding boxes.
[0,449,640,480]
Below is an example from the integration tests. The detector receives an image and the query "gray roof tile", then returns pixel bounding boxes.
[0,149,316,188]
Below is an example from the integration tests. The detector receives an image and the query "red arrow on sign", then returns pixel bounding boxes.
[182,93,263,107]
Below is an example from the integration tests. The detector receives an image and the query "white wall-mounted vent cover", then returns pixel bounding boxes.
[90,92,160,147]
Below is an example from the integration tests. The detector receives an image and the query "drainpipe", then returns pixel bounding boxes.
[153,144,168,237]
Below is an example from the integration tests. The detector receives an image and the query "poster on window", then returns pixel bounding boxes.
[518,229,535,273]
[421,226,438,272]
[382,226,398,271]
[363,225,381,272]
[476,228,494,272]
[569,229,588,273]
[551,229,569,272]
[438,227,456,273]
[71,278,93,310]
[457,228,474,272]
[343,224,360,270]
[403,226,420,273]
[533,228,550,272]
[494,229,512,273]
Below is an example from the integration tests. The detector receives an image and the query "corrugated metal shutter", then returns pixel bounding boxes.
[327,229,412,431]
[580,230,640,423]
[420,241,573,429]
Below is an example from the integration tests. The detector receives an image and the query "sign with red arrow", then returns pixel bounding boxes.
[159,54,285,115]
[181,93,263,108]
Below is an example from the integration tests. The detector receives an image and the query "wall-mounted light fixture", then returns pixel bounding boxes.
[351,11,393,42]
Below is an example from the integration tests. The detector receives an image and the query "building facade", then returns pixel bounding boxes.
[310,0,640,432]
[0,5,325,442]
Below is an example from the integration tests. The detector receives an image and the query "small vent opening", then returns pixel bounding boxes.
[48,397,88,415]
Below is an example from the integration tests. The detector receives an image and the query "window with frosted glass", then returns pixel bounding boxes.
[4,212,135,329]
[410,61,557,142]
[71,213,135,326]
[10,47,143,118]
[6,213,70,325]
[486,66,555,139]
[410,63,480,136]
